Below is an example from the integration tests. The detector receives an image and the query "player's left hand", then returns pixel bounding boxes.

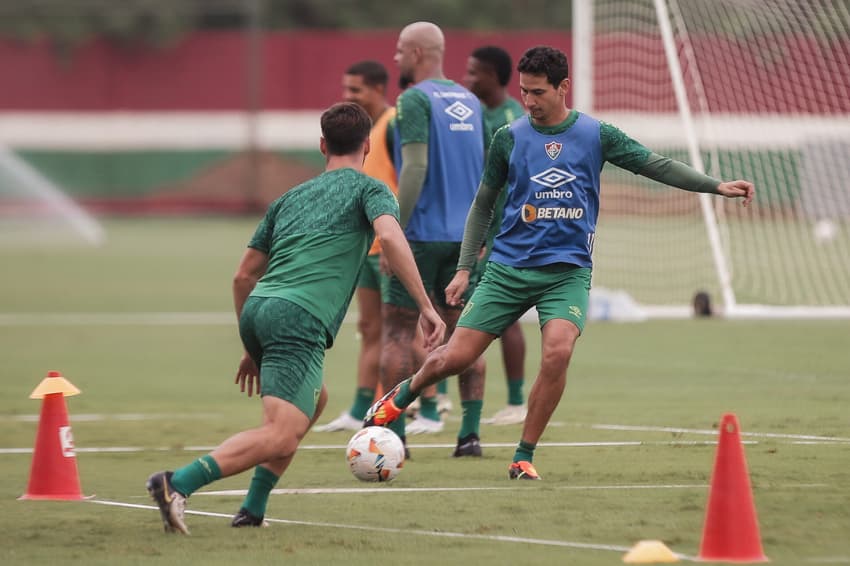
[235,352,260,397]
[445,270,471,307]
[717,180,755,206]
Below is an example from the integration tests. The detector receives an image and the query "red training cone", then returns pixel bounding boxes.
[19,371,87,500]
[698,413,768,562]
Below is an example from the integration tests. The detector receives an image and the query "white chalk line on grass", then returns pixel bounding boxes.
[590,423,850,443]
[6,442,847,456]
[8,412,847,445]
[0,440,754,455]
[0,312,235,326]
[196,483,714,497]
[3,412,222,423]
[89,498,696,561]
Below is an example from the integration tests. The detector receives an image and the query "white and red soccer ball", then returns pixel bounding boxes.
[346,426,405,482]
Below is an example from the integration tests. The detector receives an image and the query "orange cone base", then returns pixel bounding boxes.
[19,492,87,501]
[697,552,769,563]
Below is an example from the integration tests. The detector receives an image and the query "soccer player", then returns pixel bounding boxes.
[382,21,488,456]
[463,45,529,426]
[315,61,399,432]
[365,46,754,480]
[146,102,445,534]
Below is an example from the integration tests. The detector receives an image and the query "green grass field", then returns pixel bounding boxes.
[1,219,848,565]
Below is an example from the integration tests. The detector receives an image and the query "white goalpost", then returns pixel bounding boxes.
[573,0,850,318]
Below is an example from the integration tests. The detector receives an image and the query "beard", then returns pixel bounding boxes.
[399,69,415,89]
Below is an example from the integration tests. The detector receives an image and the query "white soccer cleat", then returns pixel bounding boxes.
[314,412,362,432]
[482,404,527,425]
[405,415,444,435]
[437,393,453,415]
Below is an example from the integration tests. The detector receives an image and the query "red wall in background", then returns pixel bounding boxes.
[2,31,847,112]
[0,31,572,111]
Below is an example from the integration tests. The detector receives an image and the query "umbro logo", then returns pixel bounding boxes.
[445,101,474,122]
[530,167,576,189]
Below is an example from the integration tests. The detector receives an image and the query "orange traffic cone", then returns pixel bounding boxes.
[698,413,768,562]
[19,371,87,500]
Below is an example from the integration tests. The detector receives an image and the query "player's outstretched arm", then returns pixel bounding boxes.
[373,214,446,350]
[717,180,755,207]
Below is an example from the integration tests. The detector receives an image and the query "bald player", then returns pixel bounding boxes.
[379,22,488,457]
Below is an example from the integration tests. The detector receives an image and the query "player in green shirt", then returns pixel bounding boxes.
[146,103,445,534]
[463,45,529,426]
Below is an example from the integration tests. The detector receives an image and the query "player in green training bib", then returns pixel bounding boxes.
[146,103,445,535]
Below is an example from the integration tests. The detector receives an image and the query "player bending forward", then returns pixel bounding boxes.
[146,102,444,534]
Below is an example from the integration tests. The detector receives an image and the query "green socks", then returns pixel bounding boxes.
[513,440,536,463]
[507,377,525,406]
[170,454,222,496]
[419,395,440,421]
[393,379,415,407]
[349,387,376,420]
[437,379,448,395]
[458,400,483,438]
[241,465,281,518]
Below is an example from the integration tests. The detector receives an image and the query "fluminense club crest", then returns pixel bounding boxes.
[545,141,562,160]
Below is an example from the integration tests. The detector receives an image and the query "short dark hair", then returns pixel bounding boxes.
[517,46,569,88]
[320,102,372,155]
[471,46,513,86]
[345,60,389,88]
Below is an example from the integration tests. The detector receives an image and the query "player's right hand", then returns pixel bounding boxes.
[445,270,471,307]
[235,352,260,397]
[418,307,446,352]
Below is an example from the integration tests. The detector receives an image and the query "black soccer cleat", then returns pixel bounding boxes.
[452,433,483,457]
[231,507,269,528]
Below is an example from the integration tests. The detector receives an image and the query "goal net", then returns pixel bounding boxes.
[575,0,850,317]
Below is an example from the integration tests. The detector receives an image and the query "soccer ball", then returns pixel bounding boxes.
[346,426,405,482]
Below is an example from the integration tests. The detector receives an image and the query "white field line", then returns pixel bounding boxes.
[5,411,849,444]
[196,482,826,497]
[590,423,850,443]
[0,312,235,326]
[89,498,696,560]
[8,438,850,456]
[196,483,712,496]
[0,310,537,326]
[3,413,222,422]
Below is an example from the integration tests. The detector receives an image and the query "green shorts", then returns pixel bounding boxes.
[458,261,592,335]
[239,296,326,419]
[382,241,474,310]
[357,254,381,291]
